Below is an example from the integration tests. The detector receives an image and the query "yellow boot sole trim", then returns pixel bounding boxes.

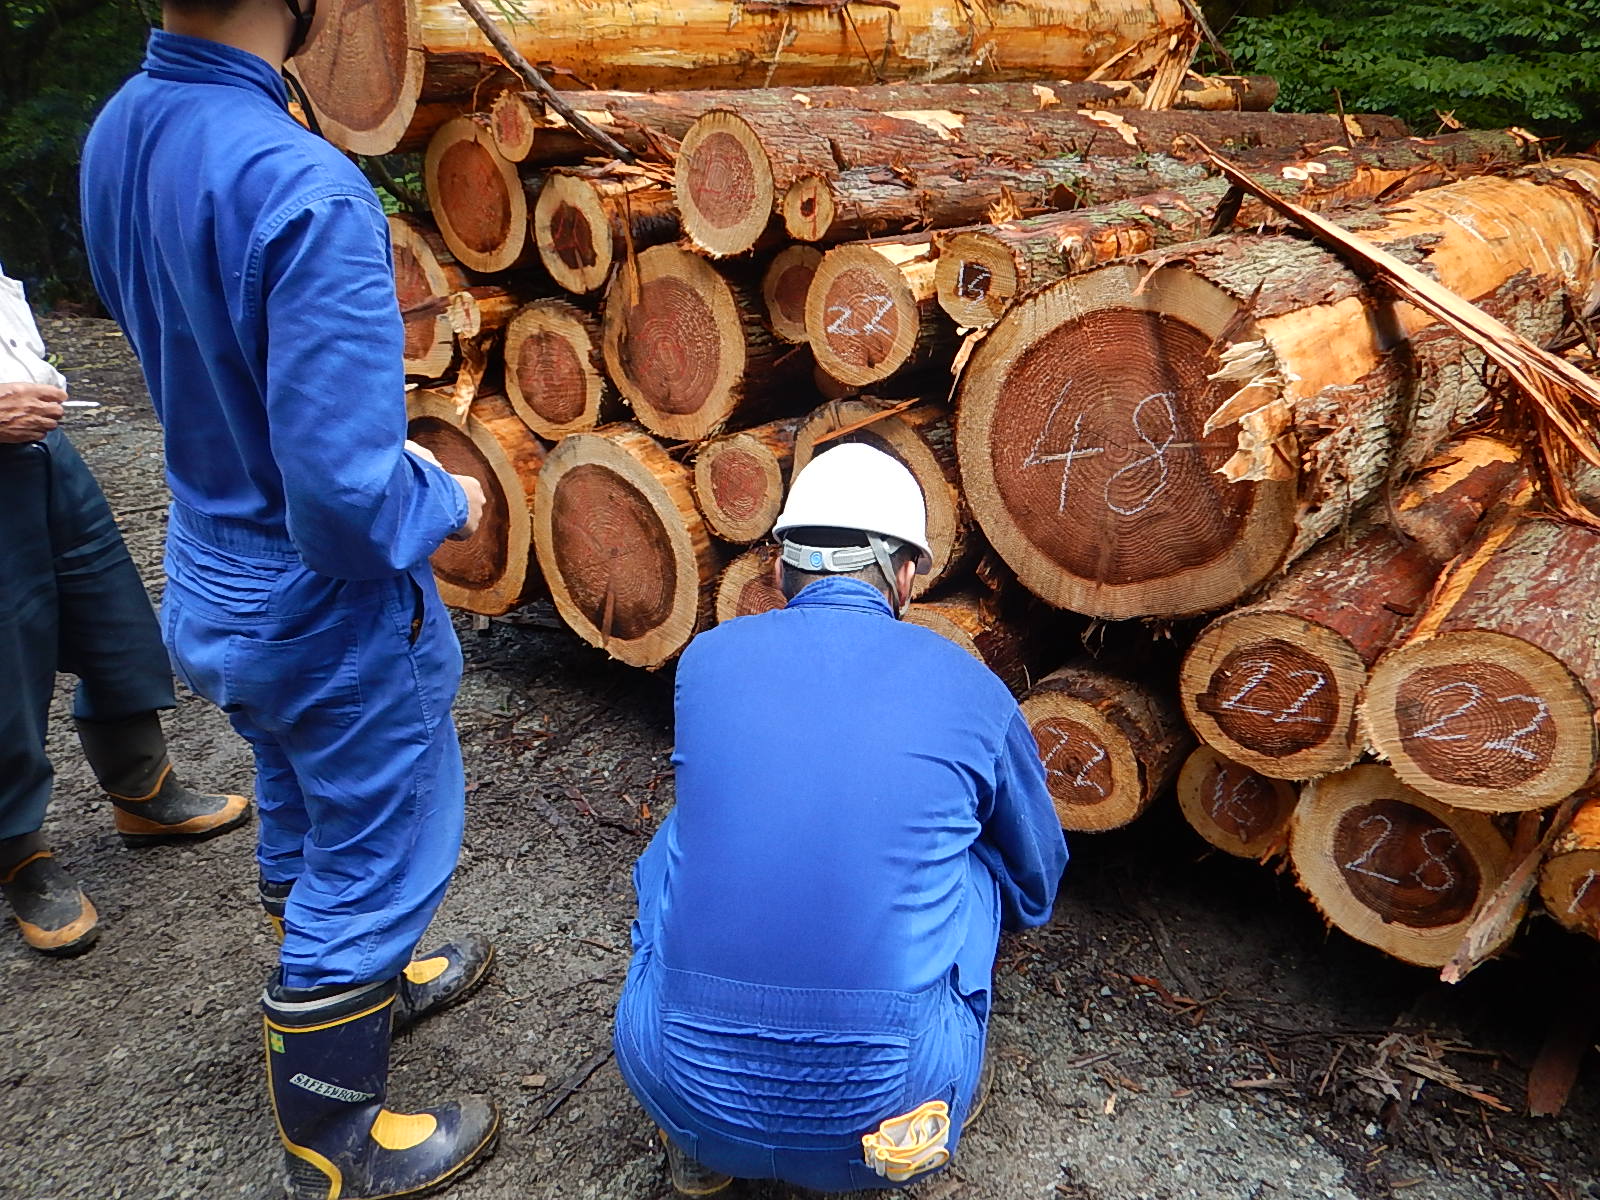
[370,1110,438,1151]
[113,793,249,835]
[402,956,450,986]
[17,893,99,953]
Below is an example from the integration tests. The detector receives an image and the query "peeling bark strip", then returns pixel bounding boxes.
[715,545,786,623]
[424,115,536,273]
[390,214,469,380]
[1362,513,1600,813]
[405,390,547,615]
[600,245,809,443]
[532,424,724,668]
[1180,438,1523,781]
[791,398,975,597]
[287,0,1196,155]
[1539,796,1600,940]
[532,171,678,296]
[1291,765,1515,968]
[902,589,1039,697]
[502,299,619,440]
[1176,745,1296,861]
[1019,663,1192,832]
[935,129,1541,330]
[677,106,1407,257]
[692,417,802,544]
[956,160,1600,620]
[762,245,824,345]
[805,236,952,388]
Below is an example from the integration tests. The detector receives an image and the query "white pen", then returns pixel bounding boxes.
[62,400,101,409]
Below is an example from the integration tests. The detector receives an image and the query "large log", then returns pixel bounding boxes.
[936,129,1541,329]
[954,159,1600,620]
[601,245,811,442]
[791,398,975,597]
[405,390,546,615]
[289,0,1197,155]
[715,545,786,623]
[1291,764,1516,968]
[692,416,802,544]
[677,106,1407,256]
[904,588,1038,696]
[532,169,678,295]
[1176,745,1296,861]
[389,214,470,379]
[424,115,536,273]
[1180,438,1523,780]
[532,424,723,667]
[1361,507,1600,813]
[1019,663,1191,832]
[1538,795,1600,939]
[502,299,620,440]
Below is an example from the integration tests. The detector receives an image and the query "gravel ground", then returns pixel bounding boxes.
[3,317,1598,1200]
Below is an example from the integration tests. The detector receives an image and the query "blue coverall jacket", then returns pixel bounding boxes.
[79,32,470,987]
[615,577,1068,1191]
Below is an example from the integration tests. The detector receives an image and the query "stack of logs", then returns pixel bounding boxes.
[296,0,1600,975]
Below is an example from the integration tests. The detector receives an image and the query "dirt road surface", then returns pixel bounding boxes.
[4,318,1599,1200]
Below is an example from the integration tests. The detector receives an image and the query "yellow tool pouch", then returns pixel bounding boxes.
[861,1099,952,1182]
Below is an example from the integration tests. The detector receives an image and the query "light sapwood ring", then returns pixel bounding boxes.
[1176,745,1297,860]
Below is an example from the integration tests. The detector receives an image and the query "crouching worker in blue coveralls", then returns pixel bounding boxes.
[80,0,500,1195]
[615,442,1070,1194]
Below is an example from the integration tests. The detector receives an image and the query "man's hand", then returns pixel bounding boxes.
[0,382,67,444]
[449,473,485,541]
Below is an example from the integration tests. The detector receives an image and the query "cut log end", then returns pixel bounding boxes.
[782,175,836,243]
[1364,631,1596,813]
[903,589,1035,696]
[388,215,461,379]
[762,245,824,344]
[805,244,927,388]
[288,0,421,156]
[1176,746,1297,860]
[424,116,529,273]
[676,111,773,258]
[534,174,618,295]
[503,300,613,441]
[957,262,1297,619]
[715,545,787,623]
[1291,765,1515,968]
[489,90,540,162]
[1539,797,1600,939]
[934,231,1019,330]
[693,423,797,544]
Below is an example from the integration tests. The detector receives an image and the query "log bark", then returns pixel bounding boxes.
[791,397,975,596]
[502,299,621,440]
[601,244,811,442]
[678,106,1407,256]
[692,416,802,544]
[1538,795,1600,939]
[1018,662,1191,832]
[1291,764,1516,968]
[904,588,1038,696]
[1176,745,1296,861]
[936,129,1541,329]
[805,236,953,388]
[532,169,679,295]
[424,114,536,273]
[288,0,1198,155]
[390,214,470,379]
[715,545,786,623]
[532,423,724,667]
[405,390,547,615]
[1180,437,1524,780]
[954,159,1600,620]
[762,245,824,345]
[1361,506,1600,813]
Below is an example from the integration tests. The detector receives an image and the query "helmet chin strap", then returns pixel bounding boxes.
[283,0,316,59]
[867,533,907,617]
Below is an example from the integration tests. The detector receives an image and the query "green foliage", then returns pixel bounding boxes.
[1222,0,1600,145]
[0,0,154,308]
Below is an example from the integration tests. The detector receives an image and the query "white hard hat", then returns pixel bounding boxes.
[774,442,932,573]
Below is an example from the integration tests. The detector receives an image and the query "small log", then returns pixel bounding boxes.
[677,106,1408,257]
[805,237,952,389]
[1291,764,1516,968]
[389,214,469,379]
[955,159,1600,619]
[904,589,1037,696]
[791,398,975,598]
[424,114,535,273]
[936,129,1541,329]
[1019,663,1192,832]
[1180,437,1523,780]
[692,416,802,544]
[405,390,546,615]
[445,285,524,338]
[532,424,723,668]
[762,245,824,345]
[1362,507,1600,813]
[714,545,786,624]
[1538,795,1600,939]
[502,299,619,440]
[601,244,808,442]
[1176,745,1296,860]
[532,169,678,295]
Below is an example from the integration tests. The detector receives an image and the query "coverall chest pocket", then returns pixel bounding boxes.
[223,622,363,737]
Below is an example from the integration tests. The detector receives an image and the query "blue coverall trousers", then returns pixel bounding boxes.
[0,430,175,840]
[160,502,466,988]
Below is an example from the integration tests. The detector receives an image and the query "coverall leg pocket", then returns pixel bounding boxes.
[222,623,362,738]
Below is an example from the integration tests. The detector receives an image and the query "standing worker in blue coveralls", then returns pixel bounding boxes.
[79,0,502,1196]
[615,442,1069,1194]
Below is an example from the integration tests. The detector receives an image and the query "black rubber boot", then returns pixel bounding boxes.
[75,712,251,846]
[0,832,99,956]
[660,1131,732,1196]
[263,974,500,1200]
[260,877,495,1032]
